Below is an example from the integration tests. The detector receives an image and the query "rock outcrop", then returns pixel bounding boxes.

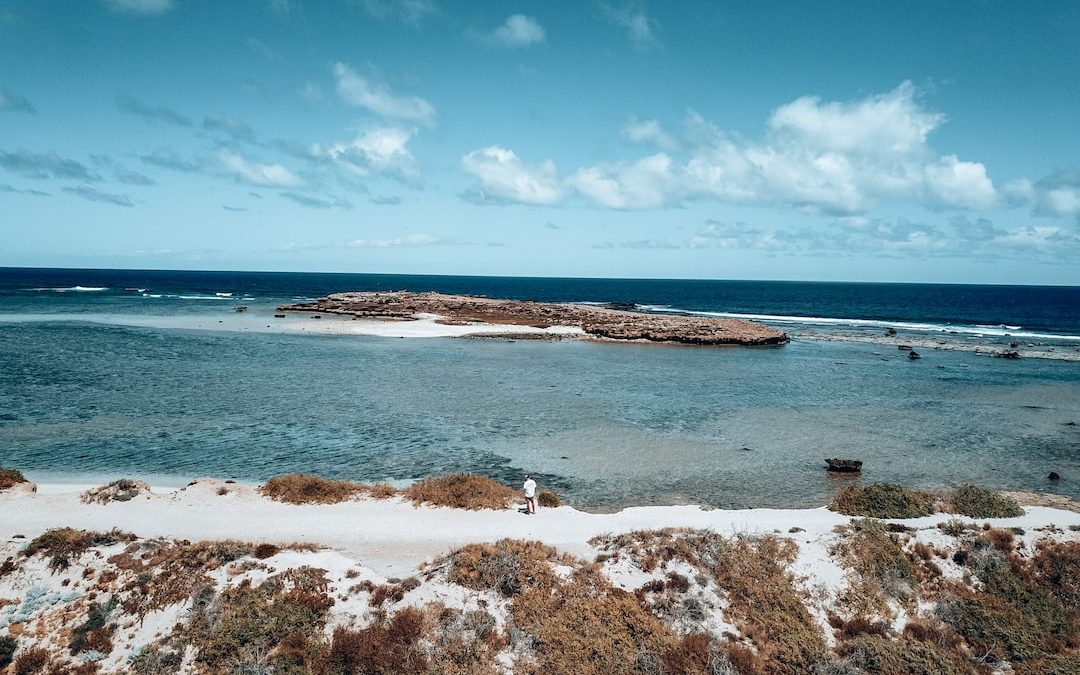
[279,291,789,347]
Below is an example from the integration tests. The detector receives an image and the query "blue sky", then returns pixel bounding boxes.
[1,0,1079,283]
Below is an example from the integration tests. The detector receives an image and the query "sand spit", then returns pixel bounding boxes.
[3,481,1080,673]
[279,291,790,346]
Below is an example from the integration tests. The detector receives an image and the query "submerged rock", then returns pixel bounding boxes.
[826,458,863,473]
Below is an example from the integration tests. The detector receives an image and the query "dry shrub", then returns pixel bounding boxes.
[1012,655,1080,674]
[985,528,1015,552]
[948,485,1024,519]
[81,479,148,504]
[403,473,516,510]
[446,539,563,596]
[424,604,506,675]
[838,635,980,675]
[254,543,280,559]
[537,490,561,508]
[1031,540,1080,610]
[901,617,966,653]
[938,539,1076,663]
[591,528,826,674]
[324,607,429,675]
[260,473,363,504]
[912,542,934,561]
[0,466,28,491]
[368,482,398,499]
[829,484,935,519]
[108,539,256,615]
[367,577,422,606]
[24,528,136,572]
[0,635,17,668]
[938,519,978,537]
[829,614,890,641]
[12,647,49,675]
[70,598,116,656]
[831,520,917,616]
[184,568,331,673]
[512,581,673,675]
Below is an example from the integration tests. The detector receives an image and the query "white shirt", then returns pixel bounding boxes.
[523,479,536,498]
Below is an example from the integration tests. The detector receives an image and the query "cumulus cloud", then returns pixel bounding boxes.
[0,88,35,113]
[322,126,421,183]
[621,117,678,151]
[0,149,100,181]
[62,185,134,207]
[464,82,1006,215]
[116,96,192,126]
[461,146,563,205]
[1015,171,1080,216]
[219,150,303,188]
[493,15,545,47]
[101,0,173,14]
[602,2,659,48]
[333,63,436,127]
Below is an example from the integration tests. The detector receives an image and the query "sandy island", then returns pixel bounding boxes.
[279,291,790,346]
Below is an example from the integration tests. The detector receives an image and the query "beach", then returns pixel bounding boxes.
[3,478,1080,673]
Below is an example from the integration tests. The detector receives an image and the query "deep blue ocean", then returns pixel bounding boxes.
[1,267,1078,509]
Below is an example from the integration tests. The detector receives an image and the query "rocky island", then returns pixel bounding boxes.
[278,291,789,346]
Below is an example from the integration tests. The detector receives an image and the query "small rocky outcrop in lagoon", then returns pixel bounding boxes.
[825,458,863,473]
[996,349,1022,359]
[908,350,922,359]
[279,291,789,347]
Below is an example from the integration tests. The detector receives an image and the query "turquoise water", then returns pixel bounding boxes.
[2,314,1077,509]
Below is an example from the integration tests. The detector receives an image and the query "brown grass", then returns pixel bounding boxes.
[259,473,366,504]
[837,634,982,674]
[445,539,565,596]
[12,647,50,675]
[537,489,561,508]
[0,466,28,491]
[404,473,516,510]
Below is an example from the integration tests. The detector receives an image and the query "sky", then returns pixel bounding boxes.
[1,0,1079,284]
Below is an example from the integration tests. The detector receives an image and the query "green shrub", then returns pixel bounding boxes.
[829,484,936,519]
[0,635,16,669]
[949,485,1023,518]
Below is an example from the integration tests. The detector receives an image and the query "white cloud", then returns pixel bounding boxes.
[493,15,545,47]
[569,154,674,209]
[463,82,1003,215]
[356,0,437,24]
[346,233,456,248]
[322,126,421,183]
[101,0,173,14]
[219,150,303,188]
[333,62,436,127]
[461,146,562,205]
[602,3,659,48]
[621,117,678,151]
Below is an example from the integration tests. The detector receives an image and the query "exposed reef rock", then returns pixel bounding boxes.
[280,291,790,346]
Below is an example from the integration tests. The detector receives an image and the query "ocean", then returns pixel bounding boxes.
[1,267,1078,509]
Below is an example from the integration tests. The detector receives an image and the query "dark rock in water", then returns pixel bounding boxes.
[884,327,897,336]
[274,313,286,318]
[604,301,638,311]
[235,305,247,312]
[826,458,863,472]
[1049,472,1061,481]
[897,345,913,351]
[995,349,1021,359]
[908,351,922,359]
[1010,341,1020,348]
[788,526,805,533]
[312,315,321,319]
[1066,421,1078,427]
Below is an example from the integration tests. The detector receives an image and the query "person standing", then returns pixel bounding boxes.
[523,474,537,514]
